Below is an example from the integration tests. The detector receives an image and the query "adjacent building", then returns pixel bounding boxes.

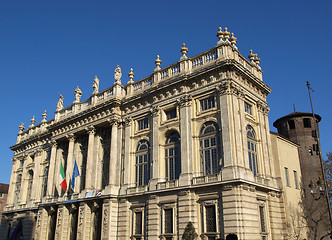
[0,27,307,240]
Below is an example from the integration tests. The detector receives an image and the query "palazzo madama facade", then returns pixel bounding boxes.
[0,27,305,240]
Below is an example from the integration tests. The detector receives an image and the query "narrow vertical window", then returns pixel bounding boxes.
[247,125,258,176]
[27,170,34,201]
[165,132,181,181]
[285,167,290,187]
[244,102,252,115]
[15,174,22,204]
[199,122,222,175]
[164,208,173,234]
[303,118,311,128]
[136,140,150,186]
[293,170,299,189]
[288,120,295,130]
[205,205,217,233]
[259,205,266,233]
[135,211,143,239]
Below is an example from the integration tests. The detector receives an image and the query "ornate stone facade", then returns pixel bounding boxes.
[0,27,305,240]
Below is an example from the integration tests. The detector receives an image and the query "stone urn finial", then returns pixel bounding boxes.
[30,116,36,126]
[248,50,255,62]
[155,55,162,71]
[42,110,47,123]
[19,122,25,133]
[230,33,237,44]
[217,27,224,41]
[180,43,188,60]
[223,27,230,41]
[128,68,134,83]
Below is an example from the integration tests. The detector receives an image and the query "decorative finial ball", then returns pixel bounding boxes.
[128,68,135,80]
[223,27,230,39]
[31,116,36,125]
[230,33,237,44]
[248,50,255,60]
[42,110,47,120]
[155,55,162,67]
[19,122,25,132]
[181,43,188,55]
[217,27,223,40]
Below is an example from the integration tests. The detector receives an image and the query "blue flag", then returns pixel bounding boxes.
[71,159,80,189]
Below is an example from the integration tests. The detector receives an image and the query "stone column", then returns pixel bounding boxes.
[178,94,193,186]
[65,134,75,193]
[122,117,133,193]
[47,140,58,197]
[85,126,96,191]
[217,80,235,180]
[149,106,160,190]
[106,118,120,194]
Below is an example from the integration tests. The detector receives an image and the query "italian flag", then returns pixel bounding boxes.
[59,162,67,191]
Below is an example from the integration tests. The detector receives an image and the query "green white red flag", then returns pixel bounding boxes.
[59,162,67,191]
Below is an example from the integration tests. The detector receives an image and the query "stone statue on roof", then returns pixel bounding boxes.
[114,65,122,84]
[56,92,64,111]
[92,76,99,94]
[74,86,82,103]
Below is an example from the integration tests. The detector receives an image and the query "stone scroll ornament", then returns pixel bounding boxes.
[114,65,122,84]
[56,93,64,111]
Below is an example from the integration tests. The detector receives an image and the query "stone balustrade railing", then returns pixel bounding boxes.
[16,28,263,143]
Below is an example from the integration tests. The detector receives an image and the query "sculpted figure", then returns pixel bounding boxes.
[57,93,64,111]
[74,86,82,103]
[92,76,99,94]
[114,65,122,84]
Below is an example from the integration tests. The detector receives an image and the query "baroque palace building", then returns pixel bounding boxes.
[1,27,306,240]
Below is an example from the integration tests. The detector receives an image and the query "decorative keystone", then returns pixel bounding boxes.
[128,68,134,83]
[19,122,25,133]
[155,55,162,71]
[223,27,230,41]
[216,27,224,41]
[30,116,36,126]
[42,110,47,123]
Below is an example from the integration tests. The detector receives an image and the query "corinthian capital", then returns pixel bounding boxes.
[86,125,96,135]
[66,133,75,142]
[124,116,133,126]
[177,94,192,107]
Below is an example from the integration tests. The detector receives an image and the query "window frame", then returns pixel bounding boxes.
[200,96,216,112]
[137,118,149,131]
[284,167,290,187]
[200,199,219,239]
[247,125,259,176]
[135,140,151,186]
[132,208,145,240]
[165,132,181,181]
[244,102,253,115]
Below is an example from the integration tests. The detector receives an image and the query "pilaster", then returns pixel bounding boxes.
[85,126,96,191]
[122,117,133,193]
[65,134,75,195]
[31,149,43,202]
[47,140,58,198]
[149,106,160,190]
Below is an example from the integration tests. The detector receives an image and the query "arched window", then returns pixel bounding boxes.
[136,140,150,186]
[199,122,222,175]
[15,174,22,204]
[165,132,181,181]
[27,170,34,200]
[247,125,258,176]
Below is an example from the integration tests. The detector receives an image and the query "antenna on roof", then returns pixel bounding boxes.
[293,103,296,112]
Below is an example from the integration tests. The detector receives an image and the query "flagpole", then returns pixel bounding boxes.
[306,81,332,230]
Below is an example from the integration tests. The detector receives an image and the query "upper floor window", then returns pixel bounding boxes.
[136,140,150,186]
[293,170,299,189]
[303,118,311,128]
[284,167,290,187]
[42,165,49,197]
[244,102,252,115]
[27,170,34,201]
[15,174,22,204]
[165,108,177,120]
[138,118,149,131]
[247,125,258,176]
[165,132,181,181]
[200,122,222,175]
[288,120,295,130]
[200,97,215,111]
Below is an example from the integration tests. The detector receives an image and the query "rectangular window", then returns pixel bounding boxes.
[285,167,290,187]
[293,170,299,189]
[200,97,215,111]
[164,208,173,234]
[259,205,266,233]
[135,211,143,235]
[205,205,216,232]
[303,118,311,128]
[312,130,317,138]
[138,118,149,131]
[165,109,177,120]
[244,102,252,115]
[288,120,295,129]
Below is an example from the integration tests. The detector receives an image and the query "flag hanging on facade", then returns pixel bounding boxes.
[71,159,80,189]
[59,162,67,191]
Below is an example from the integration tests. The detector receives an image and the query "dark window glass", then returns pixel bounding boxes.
[303,118,311,128]
[288,120,295,129]
[206,205,216,232]
[312,130,317,138]
[136,140,150,186]
[259,206,266,232]
[135,211,143,235]
[247,125,258,176]
[165,109,177,120]
[200,97,215,111]
[138,118,149,130]
[164,209,173,233]
[244,102,252,115]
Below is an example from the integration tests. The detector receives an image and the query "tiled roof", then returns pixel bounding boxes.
[0,183,9,193]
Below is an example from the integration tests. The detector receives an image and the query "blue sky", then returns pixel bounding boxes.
[0,1,331,183]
